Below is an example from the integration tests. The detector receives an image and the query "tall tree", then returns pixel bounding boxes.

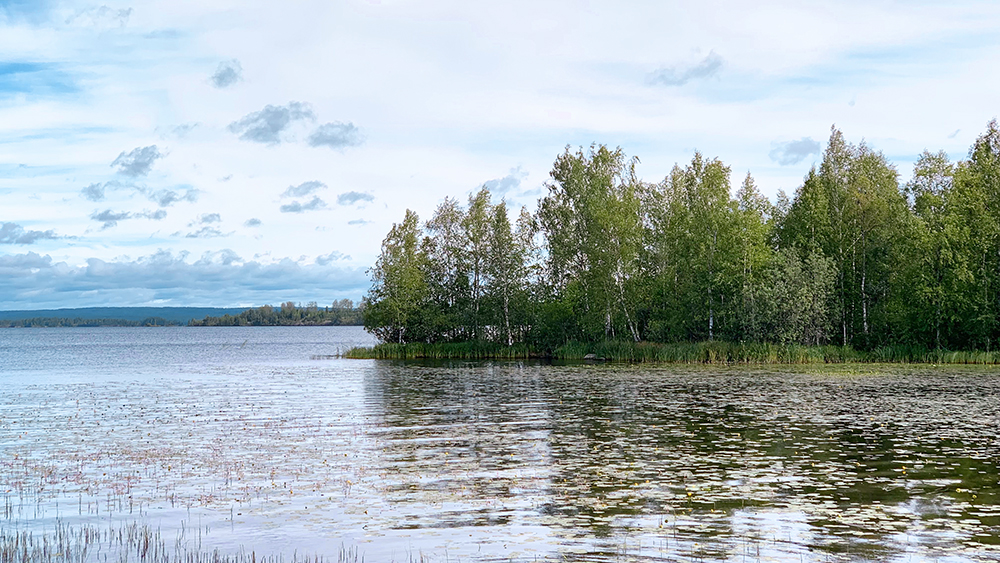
[903,151,961,348]
[732,173,774,341]
[485,202,525,345]
[425,197,469,340]
[463,187,494,340]
[537,145,642,341]
[778,127,907,347]
[364,210,429,343]
[681,152,735,341]
[948,120,1000,347]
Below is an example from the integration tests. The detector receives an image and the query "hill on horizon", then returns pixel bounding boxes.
[0,307,251,324]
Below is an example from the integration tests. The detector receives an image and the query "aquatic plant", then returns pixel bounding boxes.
[344,340,1000,364]
[0,520,334,563]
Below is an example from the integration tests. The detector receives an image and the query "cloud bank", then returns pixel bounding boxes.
[0,222,62,244]
[0,250,370,310]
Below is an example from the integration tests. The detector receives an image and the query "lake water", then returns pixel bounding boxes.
[1,326,999,562]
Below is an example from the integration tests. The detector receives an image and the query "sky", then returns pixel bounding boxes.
[2,0,999,310]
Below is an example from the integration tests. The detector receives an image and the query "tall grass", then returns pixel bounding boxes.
[0,520,336,563]
[344,340,1000,364]
[343,341,534,360]
[554,341,860,364]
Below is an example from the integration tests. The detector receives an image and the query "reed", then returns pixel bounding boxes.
[343,341,535,360]
[345,340,1000,364]
[553,341,856,364]
[0,520,336,563]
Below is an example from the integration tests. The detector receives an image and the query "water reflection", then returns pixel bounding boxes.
[1,333,999,562]
[363,362,1000,561]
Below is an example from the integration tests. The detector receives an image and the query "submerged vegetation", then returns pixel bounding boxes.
[361,121,1000,360]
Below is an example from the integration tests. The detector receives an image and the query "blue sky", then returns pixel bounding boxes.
[2,0,999,310]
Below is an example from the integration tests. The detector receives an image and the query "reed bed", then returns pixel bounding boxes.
[343,342,535,360]
[344,340,1000,364]
[0,521,335,563]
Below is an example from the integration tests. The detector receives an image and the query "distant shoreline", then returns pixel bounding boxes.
[0,305,363,327]
[0,317,181,328]
[0,306,249,325]
[0,320,363,328]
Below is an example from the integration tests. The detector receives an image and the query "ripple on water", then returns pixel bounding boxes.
[1,330,999,561]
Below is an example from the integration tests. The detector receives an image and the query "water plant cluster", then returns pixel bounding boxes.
[363,121,1000,357]
[0,520,340,563]
[345,340,1000,364]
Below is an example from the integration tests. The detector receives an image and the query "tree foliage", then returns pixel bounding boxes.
[364,121,1000,351]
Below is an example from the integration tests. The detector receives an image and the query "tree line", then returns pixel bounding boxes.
[190,300,363,326]
[0,317,180,327]
[364,121,1000,352]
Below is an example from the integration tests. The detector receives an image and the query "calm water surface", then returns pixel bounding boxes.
[1,327,999,562]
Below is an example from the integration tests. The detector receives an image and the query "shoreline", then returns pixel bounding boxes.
[343,340,1000,365]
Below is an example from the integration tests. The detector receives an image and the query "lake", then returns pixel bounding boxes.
[1,326,998,562]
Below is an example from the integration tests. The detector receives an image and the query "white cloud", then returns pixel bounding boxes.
[308,122,363,149]
[336,191,374,205]
[228,102,315,144]
[279,196,327,213]
[0,250,369,309]
[0,222,63,244]
[210,59,242,89]
[3,0,1000,307]
[111,146,163,177]
[281,180,326,198]
[769,138,822,166]
[648,51,724,87]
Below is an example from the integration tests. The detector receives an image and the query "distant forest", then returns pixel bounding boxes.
[190,300,363,326]
[0,307,248,324]
[364,121,1000,352]
[0,317,180,328]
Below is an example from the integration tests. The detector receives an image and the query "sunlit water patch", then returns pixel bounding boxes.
[1,328,999,561]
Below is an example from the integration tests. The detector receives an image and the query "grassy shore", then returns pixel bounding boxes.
[343,340,1000,364]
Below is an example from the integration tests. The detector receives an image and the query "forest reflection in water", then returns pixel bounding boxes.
[1,332,998,562]
[364,362,1000,561]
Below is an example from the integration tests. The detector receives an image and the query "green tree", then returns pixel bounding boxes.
[777,127,908,347]
[537,145,643,341]
[732,173,774,341]
[364,209,429,343]
[485,202,525,345]
[679,152,735,341]
[902,150,964,348]
[947,120,1000,347]
[764,249,837,345]
[463,187,494,340]
[425,197,469,340]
